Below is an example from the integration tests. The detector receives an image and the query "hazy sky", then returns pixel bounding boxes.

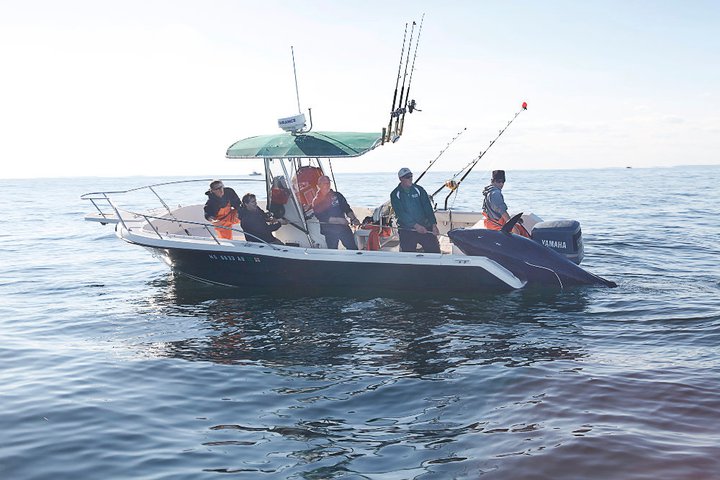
[1,0,719,178]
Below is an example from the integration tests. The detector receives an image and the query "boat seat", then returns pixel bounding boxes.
[354,229,372,250]
[379,236,400,250]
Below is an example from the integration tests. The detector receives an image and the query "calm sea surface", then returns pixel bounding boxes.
[1,166,719,479]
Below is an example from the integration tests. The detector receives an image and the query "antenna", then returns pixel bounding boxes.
[278,46,312,134]
[291,46,301,114]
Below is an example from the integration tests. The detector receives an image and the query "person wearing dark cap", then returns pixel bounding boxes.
[204,180,242,239]
[482,170,529,237]
[390,167,441,253]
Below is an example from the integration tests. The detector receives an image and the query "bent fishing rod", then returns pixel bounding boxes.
[432,101,528,210]
[414,126,467,184]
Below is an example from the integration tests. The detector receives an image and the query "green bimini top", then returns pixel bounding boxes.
[226,131,382,159]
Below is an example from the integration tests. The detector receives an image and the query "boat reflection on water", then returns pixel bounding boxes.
[126,277,596,478]
[141,275,590,373]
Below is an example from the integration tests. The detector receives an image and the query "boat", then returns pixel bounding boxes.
[81,21,615,295]
[81,139,615,293]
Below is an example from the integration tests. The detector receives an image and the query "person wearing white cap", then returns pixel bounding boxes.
[390,167,440,253]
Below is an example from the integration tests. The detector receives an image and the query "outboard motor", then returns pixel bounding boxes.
[531,220,584,264]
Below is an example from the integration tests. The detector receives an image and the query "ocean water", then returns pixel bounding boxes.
[1,166,719,479]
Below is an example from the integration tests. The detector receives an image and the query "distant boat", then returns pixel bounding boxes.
[249,171,262,176]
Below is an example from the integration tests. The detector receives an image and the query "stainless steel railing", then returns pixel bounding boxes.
[80,177,277,247]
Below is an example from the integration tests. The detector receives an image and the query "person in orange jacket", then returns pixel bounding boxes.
[482,170,530,237]
[203,180,241,239]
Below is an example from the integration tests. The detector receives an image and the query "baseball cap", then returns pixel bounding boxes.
[398,167,413,179]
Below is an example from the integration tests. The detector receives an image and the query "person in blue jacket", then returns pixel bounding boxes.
[312,175,360,249]
[390,167,440,253]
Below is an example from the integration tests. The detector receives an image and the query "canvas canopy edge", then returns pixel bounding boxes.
[226,131,383,159]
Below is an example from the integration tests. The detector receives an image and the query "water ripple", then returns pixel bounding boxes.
[2,169,720,479]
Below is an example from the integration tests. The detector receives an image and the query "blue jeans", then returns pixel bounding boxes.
[323,224,358,250]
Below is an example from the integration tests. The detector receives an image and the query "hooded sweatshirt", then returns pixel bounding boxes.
[482,185,507,221]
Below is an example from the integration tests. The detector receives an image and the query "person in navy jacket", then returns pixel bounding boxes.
[312,175,360,249]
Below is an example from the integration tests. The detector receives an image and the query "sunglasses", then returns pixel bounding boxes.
[401,174,413,179]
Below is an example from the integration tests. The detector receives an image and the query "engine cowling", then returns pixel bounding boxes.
[531,220,584,264]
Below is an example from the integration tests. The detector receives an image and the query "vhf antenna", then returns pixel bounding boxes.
[278,46,312,134]
[291,46,302,114]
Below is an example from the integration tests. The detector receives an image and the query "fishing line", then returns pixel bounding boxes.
[432,102,528,209]
[525,261,564,289]
[414,126,467,184]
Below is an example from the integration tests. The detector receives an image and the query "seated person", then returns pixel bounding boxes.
[204,180,241,240]
[239,193,287,244]
[312,175,360,250]
[482,169,530,237]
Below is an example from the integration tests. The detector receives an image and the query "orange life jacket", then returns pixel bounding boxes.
[293,166,324,209]
[271,186,290,205]
[214,204,239,239]
[360,224,393,251]
[482,212,531,238]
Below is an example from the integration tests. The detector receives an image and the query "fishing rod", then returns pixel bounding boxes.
[399,12,424,136]
[385,23,408,144]
[391,20,416,141]
[414,126,467,184]
[432,101,528,210]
